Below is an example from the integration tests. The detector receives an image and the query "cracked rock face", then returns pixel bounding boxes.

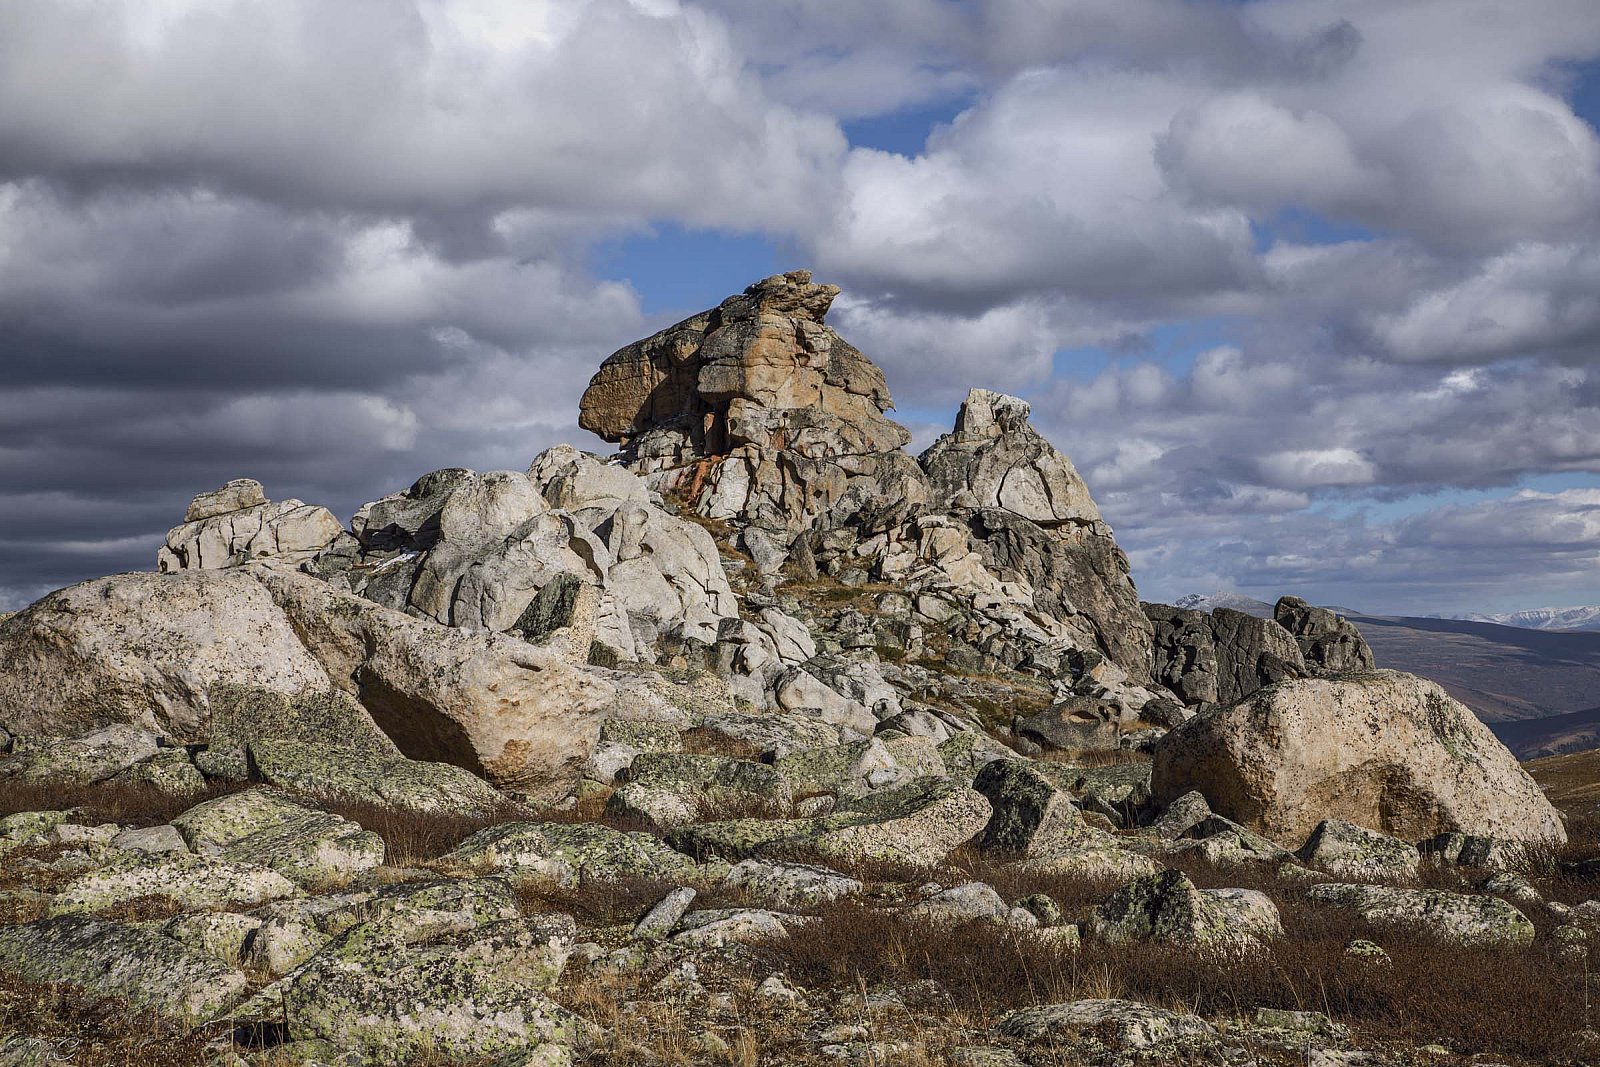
[159,478,353,573]
[920,389,1102,528]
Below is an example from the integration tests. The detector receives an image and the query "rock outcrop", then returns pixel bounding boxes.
[1150,671,1566,846]
[0,267,1593,1067]
[158,478,353,573]
[580,270,928,561]
[342,453,738,663]
[1273,596,1374,674]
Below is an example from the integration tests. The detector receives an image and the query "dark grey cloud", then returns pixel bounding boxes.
[3,0,1600,617]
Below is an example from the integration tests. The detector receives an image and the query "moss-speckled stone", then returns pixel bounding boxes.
[229,914,584,1063]
[0,916,246,1022]
[1306,883,1534,947]
[49,851,300,914]
[172,787,385,886]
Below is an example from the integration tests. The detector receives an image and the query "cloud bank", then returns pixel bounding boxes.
[1,0,1598,614]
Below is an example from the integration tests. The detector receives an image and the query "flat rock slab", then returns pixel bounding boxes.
[1305,883,1535,948]
[0,916,247,1022]
[50,851,300,914]
[246,877,522,976]
[247,738,509,816]
[172,787,384,885]
[231,914,582,1063]
[444,821,700,884]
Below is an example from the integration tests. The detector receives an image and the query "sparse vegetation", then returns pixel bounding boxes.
[0,777,245,826]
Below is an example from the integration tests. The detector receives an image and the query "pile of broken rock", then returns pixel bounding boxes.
[0,272,1586,1066]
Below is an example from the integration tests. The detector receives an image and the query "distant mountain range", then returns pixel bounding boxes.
[1173,591,1600,759]
[1456,606,1600,632]
[1172,591,1275,617]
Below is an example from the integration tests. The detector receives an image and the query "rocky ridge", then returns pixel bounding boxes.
[0,271,1589,1066]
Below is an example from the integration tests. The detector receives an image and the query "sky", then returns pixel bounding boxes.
[3,0,1600,617]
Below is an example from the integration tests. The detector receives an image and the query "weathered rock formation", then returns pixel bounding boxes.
[158,478,353,573]
[578,275,1154,682]
[1145,603,1308,708]
[1150,671,1566,846]
[0,270,1590,1067]
[1273,596,1375,674]
[921,389,1153,680]
[580,270,928,563]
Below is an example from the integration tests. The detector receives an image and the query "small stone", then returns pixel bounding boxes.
[633,886,696,940]
[1254,1007,1342,1037]
[1016,893,1062,926]
[1343,938,1391,965]
[110,824,190,854]
[757,974,805,1004]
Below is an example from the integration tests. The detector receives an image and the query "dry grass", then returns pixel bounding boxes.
[1526,749,1600,815]
[0,778,246,827]
[680,726,766,761]
[759,893,1600,1065]
[516,874,691,928]
[0,973,211,1067]
[314,795,527,866]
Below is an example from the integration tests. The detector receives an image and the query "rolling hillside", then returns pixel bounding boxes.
[1346,613,1600,757]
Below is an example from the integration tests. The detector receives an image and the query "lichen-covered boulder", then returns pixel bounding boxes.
[1151,671,1566,847]
[799,778,991,867]
[171,788,385,885]
[971,759,1085,855]
[1297,819,1419,882]
[253,567,614,795]
[0,916,247,1022]
[672,778,990,868]
[49,851,300,914]
[0,570,331,740]
[1089,870,1281,950]
[110,747,207,795]
[246,738,510,816]
[230,914,583,1063]
[774,738,917,800]
[0,725,161,785]
[1305,883,1535,948]
[162,910,262,965]
[905,882,1009,926]
[719,859,864,909]
[606,752,794,830]
[246,878,521,976]
[443,821,700,884]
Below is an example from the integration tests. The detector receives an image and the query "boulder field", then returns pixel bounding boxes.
[0,271,1584,1065]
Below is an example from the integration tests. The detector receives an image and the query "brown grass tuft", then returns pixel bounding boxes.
[0,973,210,1067]
[313,796,527,866]
[0,778,246,827]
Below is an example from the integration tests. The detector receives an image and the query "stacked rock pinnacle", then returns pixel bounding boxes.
[580,270,929,569]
